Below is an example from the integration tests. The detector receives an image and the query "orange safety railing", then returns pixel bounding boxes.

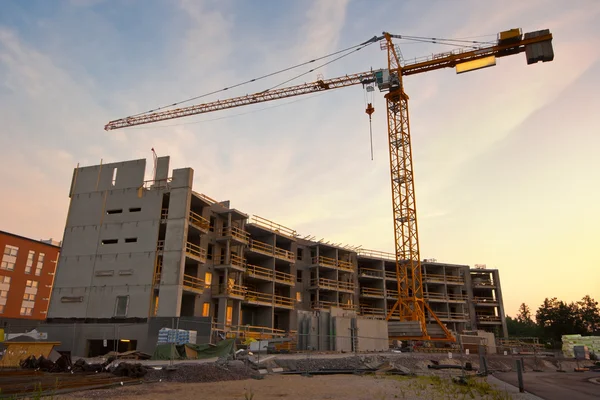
[384,270,397,279]
[211,323,289,340]
[477,315,501,322]
[310,277,355,292]
[243,290,295,308]
[246,263,273,280]
[249,215,297,238]
[310,300,357,311]
[425,292,468,302]
[473,296,498,303]
[274,294,295,308]
[189,210,210,231]
[245,264,295,284]
[183,274,205,293]
[360,306,386,318]
[214,253,246,269]
[274,247,295,262]
[360,287,385,297]
[472,279,495,286]
[423,273,464,283]
[312,256,354,271]
[212,283,247,298]
[248,239,274,255]
[219,226,250,243]
[192,190,218,205]
[386,288,399,298]
[274,269,294,284]
[186,242,207,261]
[357,248,396,261]
[429,311,470,320]
[359,268,385,278]
[337,259,354,272]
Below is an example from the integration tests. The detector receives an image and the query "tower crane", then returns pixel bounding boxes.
[105,28,554,342]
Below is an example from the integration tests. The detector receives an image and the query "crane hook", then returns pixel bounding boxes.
[365,103,375,161]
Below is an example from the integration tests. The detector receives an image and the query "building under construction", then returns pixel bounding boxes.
[44,156,507,355]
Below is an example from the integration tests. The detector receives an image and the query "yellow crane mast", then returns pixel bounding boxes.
[106,28,554,342]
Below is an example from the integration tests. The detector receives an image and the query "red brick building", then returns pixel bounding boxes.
[0,231,60,320]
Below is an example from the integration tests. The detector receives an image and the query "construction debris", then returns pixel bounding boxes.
[145,360,258,383]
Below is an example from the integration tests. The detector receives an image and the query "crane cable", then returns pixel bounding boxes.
[128,40,377,118]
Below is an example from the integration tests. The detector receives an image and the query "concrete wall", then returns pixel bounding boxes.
[49,159,165,320]
[39,316,212,356]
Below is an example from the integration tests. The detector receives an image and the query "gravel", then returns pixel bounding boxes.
[144,360,259,383]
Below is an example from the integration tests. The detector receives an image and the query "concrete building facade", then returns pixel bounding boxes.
[0,231,60,326]
[45,156,507,355]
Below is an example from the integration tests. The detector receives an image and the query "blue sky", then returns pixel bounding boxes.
[1,0,599,315]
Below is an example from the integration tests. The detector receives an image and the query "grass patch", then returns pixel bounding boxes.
[381,374,513,399]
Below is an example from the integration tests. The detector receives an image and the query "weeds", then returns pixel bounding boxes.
[384,374,512,399]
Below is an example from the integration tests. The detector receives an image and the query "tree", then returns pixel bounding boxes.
[577,295,600,333]
[536,297,586,342]
[516,303,533,325]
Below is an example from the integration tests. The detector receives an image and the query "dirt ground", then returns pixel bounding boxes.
[57,374,537,400]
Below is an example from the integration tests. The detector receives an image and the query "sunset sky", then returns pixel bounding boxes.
[1,0,599,316]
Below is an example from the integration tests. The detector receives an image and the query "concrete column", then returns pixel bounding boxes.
[217,297,228,328]
[493,270,509,337]
[156,169,192,317]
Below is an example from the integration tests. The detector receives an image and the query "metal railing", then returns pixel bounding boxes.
[310,277,354,292]
[358,268,385,278]
[357,248,396,261]
[245,264,295,284]
[359,306,386,318]
[185,242,207,261]
[425,292,468,302]
[429,311,470,320]
[311,300,358,311]
[385,270,397,279]
[182,274,205,294]
[248,215,298,238]
[192,190,218,205]
[274,247,295,262]
[477,315,502,323]
[423,273,465,284]
[473,296,498,304]
[248,239,274,255]
[188,210,210,231]
[218,226,250,243]
[360,287,385,297]
[212,283,247,298]
[214,253,246,269]
[312,256,354,272]
[243,289,295,308]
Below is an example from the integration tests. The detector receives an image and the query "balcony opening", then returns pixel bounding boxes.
[296,270,302,283]
[297,248,304,260]
[207,244,213,260]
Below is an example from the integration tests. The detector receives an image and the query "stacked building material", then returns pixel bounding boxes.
[157,328,198,345]
[561,334,600,358]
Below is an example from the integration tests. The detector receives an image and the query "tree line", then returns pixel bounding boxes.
[507,295,600,346]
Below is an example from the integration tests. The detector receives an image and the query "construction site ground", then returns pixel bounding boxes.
[6,352,596,399]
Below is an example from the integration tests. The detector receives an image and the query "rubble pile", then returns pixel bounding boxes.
[145,360,258,383]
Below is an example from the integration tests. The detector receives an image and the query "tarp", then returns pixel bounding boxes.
[152,339,235,360]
